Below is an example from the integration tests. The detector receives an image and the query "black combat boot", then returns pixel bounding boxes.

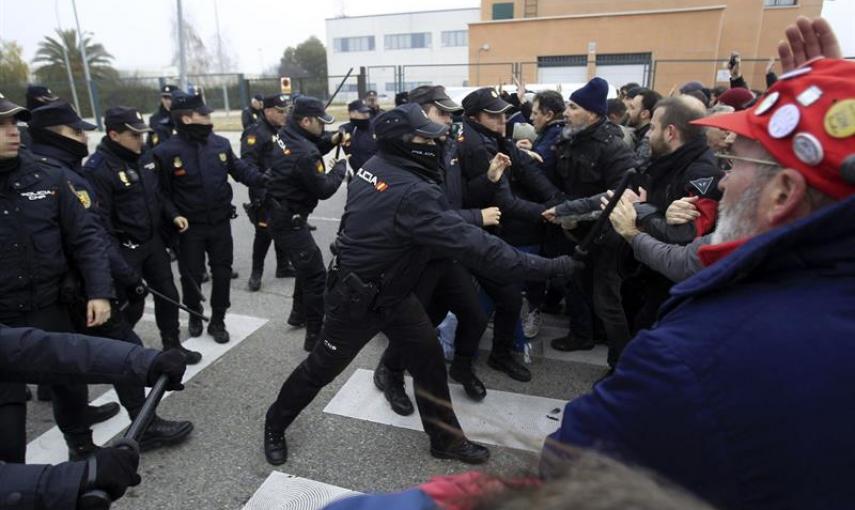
[66,431,101,461]
[83,402,121,426]
[287,307,306,328]
[449,359,487,402]
[263,424,288,465]
[487,353,532,382]
[248,272,262,292]
[373,362,414,416]
[430,439,490,464]
[138,415,194,451]
[36,384,52,401]
[188,315,204,338]
[163,334,202,365]
[207,309,230,344]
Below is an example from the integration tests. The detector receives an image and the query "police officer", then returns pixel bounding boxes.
[86,107,202,366]
[147,84,179,148]
[263,103,580,466]
[18,84,60,148]
[0,95,114,462]
[364,89,383,118]
[266,95,347,350]
[154,92,267,344]
[240,93,294,292]
[241,93,264,131]
[338,99,378,172]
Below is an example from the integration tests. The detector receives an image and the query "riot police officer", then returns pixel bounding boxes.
[147,83,178,148]
[0,95,114,462]
[18,84,60,149]
[240,93,294,292]
[338,99,377,172]
[263,103,580,467]
[266,96,347,351]
[154,92,267,344]
[241,93,264,131]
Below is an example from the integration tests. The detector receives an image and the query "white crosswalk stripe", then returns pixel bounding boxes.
[243,472,359,510]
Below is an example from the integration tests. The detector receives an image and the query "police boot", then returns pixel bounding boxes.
[263,423,288,465]
[207,309,230,344]
[287,307,306,328]
[373,362,414,416]
[487,353,532,382]
[36,384,53,401]
[188,315,204,338]
[163,334,202,365]
[550,334,595,352]
[248,272,262,292]
[430,439,490,465]
[303,329,319,352]
[138,415,194,452]
[83,402,121,427]
[449,359,487,402]
[66,431,101,461]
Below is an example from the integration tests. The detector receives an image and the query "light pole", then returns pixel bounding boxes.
[476,43,490,86]
[177,0,187,91]
[54,0,81,115]
[70,0,99,128]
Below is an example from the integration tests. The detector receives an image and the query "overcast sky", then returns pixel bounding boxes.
[1,0,852,77]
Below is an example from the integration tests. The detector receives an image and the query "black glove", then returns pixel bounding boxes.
[147,349,187,391]
[79,446,142,501]
[126,278,148,303]
[548,256,584,282]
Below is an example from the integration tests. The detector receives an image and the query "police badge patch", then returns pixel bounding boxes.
[246,134,257,146]
[315,161,325,174]
[76,190,92,209]
[219,153,227,162]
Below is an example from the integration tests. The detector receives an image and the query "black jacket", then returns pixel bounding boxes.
[340,119,378,173]
[240,116,279,203]
[147,105,174,148]
[154,130,266,224]
[266,121,346,216]
[554,119,636,200]
[438,137,482,227]
[336,151,563,309]
[241,106,262,131]
[0,152,112,319]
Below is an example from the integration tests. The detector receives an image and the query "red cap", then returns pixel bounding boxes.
[716,87,755,111]
[692,58,855,200]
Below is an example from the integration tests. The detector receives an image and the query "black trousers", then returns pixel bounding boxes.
[0,304,90,462]
[474,274,522,359]
[178,221,233,313]
[382,259,487,372]
[121,234,181,339]
[576,242,630,366]
[269,219,325,333]
[267,286,464,447]
[251,225,289,276]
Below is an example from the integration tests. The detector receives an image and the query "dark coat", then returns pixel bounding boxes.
[339,119,378,173]
[240,116,279,203]
[147,105,174,148]
[553,119,636,200]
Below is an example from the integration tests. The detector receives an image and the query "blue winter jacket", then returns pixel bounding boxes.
[543,195,855,510]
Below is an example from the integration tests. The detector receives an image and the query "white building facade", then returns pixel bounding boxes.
[325,8,480,101]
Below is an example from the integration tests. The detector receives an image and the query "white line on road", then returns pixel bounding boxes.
[308,216,341,222]
[243,472,360,510]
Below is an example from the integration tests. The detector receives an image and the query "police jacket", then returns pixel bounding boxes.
[545,196,855,510]
[0,324,159,510]
[147,105,174,148]
[154,130,266,224]
[30,142,137,288]
[240,116,279,203]
[438,137,481,227]
[634,136,722,245]
[0,152,112,319]
[554,118,636,200]
[241,106,262,131]
[339,119,378,172]
[336,150,564,309]
[85,139,177,249]
[266,120,346,216]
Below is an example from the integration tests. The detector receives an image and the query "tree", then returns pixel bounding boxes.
[0,39,29,85]
[277,36,327,79]
[32,29,118,83]
[171,17,211,76]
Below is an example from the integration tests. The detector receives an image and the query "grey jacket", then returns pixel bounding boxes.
[630,233,711,282]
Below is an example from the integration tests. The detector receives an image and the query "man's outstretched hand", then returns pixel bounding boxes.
[778,17,841,72]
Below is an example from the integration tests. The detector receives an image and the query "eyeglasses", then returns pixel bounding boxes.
[714,152,780,170]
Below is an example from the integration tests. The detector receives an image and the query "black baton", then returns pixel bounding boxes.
[145,285,211,322]
[573,168,637,261]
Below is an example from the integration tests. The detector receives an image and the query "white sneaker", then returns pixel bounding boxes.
[523,308,542,339]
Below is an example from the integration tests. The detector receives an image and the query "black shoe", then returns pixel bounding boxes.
[188,316,203,337]
[275,264,296,278]
[307,222,317,231]
[37,385,53,401]
[84,402,121,426]
[303,330,318,352]
[487,354,532,382]
[550,335,595,352]
[138,416,194,451]
[231,270,239,279]
[449,364,487,402]
[163,335,202,365]
[248,273,262,292]
[287,308,306,328]
[430,440,490,464]
[208,320,230,344]
[66,433,101,462]
[201,272,211,283]
[264,425,288,465]
[373,363,414,416]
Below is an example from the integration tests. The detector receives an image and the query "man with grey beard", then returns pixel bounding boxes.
[543,17,855,510]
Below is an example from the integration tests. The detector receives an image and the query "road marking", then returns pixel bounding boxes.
[323,369,564,452]
[308,215,341,222]
[243,472,359,510]
[25,312,268,465]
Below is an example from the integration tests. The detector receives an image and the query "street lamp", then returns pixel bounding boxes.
[476,43,490,86]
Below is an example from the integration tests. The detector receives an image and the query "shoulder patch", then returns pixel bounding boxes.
[219,152,227,163]
[76,190,92,209]
[690,176,715,196]
[152,133,159,145]
[315,161,325,174]
[246,134,256,146]
[173,156,183,168]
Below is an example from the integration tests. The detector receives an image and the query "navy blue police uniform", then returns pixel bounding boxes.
[147,84,179,149]
[263,104,580,467]
[265,96,346,350]
[240,94,292,288]
[241,93,264,131]
[153,93,266,343]
[338,99,378,172]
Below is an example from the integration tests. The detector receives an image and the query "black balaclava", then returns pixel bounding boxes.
[29,127,89,159]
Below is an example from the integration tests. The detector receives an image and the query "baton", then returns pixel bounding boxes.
[145,285,211,322]
[77,375,170,510]
[573,168,637,261]
[325,67,354,109]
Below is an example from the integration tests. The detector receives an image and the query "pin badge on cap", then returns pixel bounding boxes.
[779,66,812,80]
[792,132,824,166]
[796,86,823,108]
[768,103,800,139]
[754,91,780,116]
[823,99,855,139]
[491,90,498,98]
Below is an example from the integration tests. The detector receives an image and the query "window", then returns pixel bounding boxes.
[384,33,432,50]
[492,2,514,20]
[333,36,375,53]
[441,30,467,48]
[764,0,796,5]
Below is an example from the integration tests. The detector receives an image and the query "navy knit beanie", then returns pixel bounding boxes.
[570,77,609,116]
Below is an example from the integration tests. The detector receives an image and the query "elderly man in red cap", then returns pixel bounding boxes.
[543,17,855,510]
